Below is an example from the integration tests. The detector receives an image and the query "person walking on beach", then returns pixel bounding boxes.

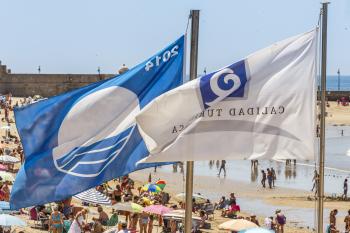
[267,168,273,189]
[261,170,266,188]
[343,179,348,200]
[271,167,276,187]
[218,160,226,177]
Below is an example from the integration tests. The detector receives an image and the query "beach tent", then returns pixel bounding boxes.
[74,188,111,206]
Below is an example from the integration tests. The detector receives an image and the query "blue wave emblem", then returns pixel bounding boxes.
[200,60,248,108]
[54,125,134,177]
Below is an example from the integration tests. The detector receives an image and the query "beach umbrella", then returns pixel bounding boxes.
[112,202,143,213]
[142,184,162,193]
[239,228,274,233]
[74,188,111,205]
[174,192,208,204]
[0,156,20,164]
[0,214,26,226]
[163,209,201,220]
[0,172,14,182]
[143,205,172,215]
[155,180,166,190]
[219,219,258,231]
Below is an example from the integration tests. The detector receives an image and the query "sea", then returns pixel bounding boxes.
[324,75,350,91]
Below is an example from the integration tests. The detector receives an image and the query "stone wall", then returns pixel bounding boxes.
[0,72,114,97]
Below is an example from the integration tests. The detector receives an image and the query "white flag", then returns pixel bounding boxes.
[136,29,317,162]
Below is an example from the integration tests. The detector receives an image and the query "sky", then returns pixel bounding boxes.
[0,0,349,75]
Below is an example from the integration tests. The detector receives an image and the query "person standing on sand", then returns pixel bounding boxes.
[271,167,276,187]
[261,170,266,188]
[147,215,154,233]
[275,210,286,233]
[330,209,338,231]
[218,160,226,177]
[344,209,350,233]
[267,168,273,189]
[343,179,348,200]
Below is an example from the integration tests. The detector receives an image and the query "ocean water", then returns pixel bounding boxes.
[324,75,350,91]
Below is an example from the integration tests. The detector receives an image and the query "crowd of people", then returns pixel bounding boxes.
[214,192,287,233]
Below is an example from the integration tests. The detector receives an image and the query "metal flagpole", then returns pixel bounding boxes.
[184,9,199,233]
[318,2,328,233]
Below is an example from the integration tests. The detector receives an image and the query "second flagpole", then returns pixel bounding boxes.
[184,9,200,233]
[317,2,328,233]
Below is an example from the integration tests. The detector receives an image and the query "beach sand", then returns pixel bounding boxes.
[326,101,350,125]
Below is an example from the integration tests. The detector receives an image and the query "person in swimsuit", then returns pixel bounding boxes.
[139,210,149,233]
[113,185,122,203]
[50,207,64,233]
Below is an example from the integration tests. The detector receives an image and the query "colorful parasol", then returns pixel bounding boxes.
[155,180,166,190]
[142,184,162,193]
[112,202,143,213]
[143,205,171,215]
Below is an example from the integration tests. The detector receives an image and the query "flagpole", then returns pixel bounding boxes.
[318,2,328,233]
[184,9,199,233]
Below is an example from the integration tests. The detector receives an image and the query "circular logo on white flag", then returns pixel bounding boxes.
[52,86,140,177]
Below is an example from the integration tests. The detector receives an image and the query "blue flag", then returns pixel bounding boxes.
[10,36,185,209]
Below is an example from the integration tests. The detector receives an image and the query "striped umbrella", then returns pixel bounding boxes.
[0,156,20,164]
[142,184,162,193]
[155,180,166,190]
[74,188,111,205]
[143,205,171,215]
